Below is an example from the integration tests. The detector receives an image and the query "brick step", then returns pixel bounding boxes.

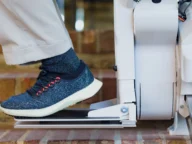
[0,68,116,104]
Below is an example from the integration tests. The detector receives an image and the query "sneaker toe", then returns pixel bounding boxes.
[1,93,34,110]
[1,97,21,109]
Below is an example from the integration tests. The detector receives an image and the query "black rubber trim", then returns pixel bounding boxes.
[152,0,161,3]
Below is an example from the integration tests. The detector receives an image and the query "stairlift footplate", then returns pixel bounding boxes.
[14,109,136,129]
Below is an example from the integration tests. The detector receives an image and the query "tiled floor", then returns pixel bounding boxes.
[0,110,191,144]
[2,128,190,144]
[0,98,191,144]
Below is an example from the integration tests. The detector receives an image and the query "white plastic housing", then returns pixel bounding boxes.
[134,0,178,120]
[181,22,192,82]
[180,3,192,95]
[114,0,136,103]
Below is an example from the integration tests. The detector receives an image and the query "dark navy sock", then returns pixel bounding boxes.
[42,48,80,74]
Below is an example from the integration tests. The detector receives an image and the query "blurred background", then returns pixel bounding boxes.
[56,0,114,30]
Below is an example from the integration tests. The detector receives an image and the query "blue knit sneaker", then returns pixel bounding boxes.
[0,60,102,117]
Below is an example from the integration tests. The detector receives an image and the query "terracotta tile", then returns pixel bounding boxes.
[24,140,41,144]
[70,130,92,140]
[143,140,163,144]
[38,131,53,144]
[71,141,90,144]
[99,30,114,54]
[0,130,26,143]
[96,130,115,140]
[0,131,7,137]
[141,130,160,140]
[122,140,137,144]
[96,140,114,144]
[17,130,31,144]
[24,130,47,143]
[120,129,138,141]
[102,78,116,101]
[48,141,68,144]
[47,130,70,142]
[80,31,97,54]
[0,79,15,102]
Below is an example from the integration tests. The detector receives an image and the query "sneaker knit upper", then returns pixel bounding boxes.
[1,61,94,110]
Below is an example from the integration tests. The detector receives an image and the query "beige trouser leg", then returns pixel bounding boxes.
[0,0,73,65]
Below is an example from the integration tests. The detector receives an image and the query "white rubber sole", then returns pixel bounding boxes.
[0,78,103,117]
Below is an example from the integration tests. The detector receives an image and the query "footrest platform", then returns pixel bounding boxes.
[14,109,136,128]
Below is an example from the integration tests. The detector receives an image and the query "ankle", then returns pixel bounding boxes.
[42,48,80,74]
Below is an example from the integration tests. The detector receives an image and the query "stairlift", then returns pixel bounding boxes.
[14,0,192,136]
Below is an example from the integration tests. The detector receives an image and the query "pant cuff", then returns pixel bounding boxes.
[2,40,73,65]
